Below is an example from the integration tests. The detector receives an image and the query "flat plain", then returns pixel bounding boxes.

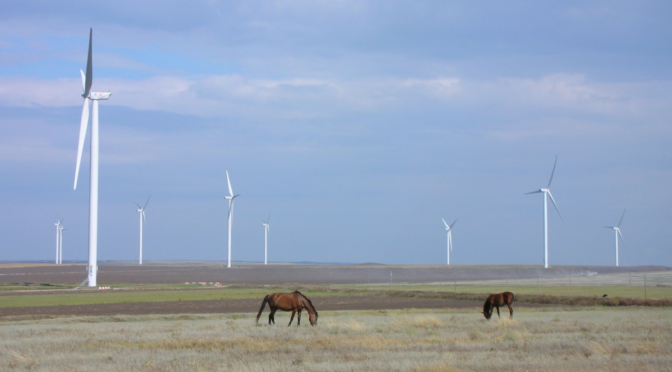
[0,263,671,371]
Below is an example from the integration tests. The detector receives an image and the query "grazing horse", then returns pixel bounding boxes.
[482,291,515,320]
[256,291,318,326]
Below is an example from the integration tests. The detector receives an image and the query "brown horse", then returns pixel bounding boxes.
[256,291,318,326]
[482,291,515,320]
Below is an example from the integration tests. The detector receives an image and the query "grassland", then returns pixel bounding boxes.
[1,283,671,309]
[1,308,671,371]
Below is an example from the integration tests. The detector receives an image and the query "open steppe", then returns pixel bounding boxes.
[0,263,671,371]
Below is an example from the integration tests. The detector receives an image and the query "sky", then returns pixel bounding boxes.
[0,1,671,266]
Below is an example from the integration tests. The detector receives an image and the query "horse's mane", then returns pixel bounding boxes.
[295,291,318,316]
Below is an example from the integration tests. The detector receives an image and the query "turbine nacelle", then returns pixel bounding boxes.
[89,92,112,100]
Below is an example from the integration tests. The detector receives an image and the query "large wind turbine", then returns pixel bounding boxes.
[54,219,62,264]
[525,156,562,269]
[73,29,111,287]
[134,195,150,265]
[225,171,240,268]
[442,218,458,265]
[605,210,625,267]
[262,211,271,265]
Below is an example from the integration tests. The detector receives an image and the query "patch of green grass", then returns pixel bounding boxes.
[0,287,362,308]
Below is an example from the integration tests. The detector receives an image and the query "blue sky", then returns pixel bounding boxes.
[0,1,670,266]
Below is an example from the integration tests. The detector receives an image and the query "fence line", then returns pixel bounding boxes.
[456,271,672,287]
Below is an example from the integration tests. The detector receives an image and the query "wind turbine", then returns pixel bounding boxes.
[54,219,62,264]
[262,211,271,265]
[58,225,67,264]
[525,156,562,269]
[604,210,625,267]
[442,218,458,265]
[134,195,150,265]
[225,171,240,268]
[73,28,111,287]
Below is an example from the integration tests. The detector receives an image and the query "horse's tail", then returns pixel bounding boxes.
[256,295,269,324]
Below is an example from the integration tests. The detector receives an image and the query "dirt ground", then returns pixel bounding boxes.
[0,295,549,319]
[1,262,665,285]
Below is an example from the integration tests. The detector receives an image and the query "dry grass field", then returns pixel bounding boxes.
[1,308,671,372]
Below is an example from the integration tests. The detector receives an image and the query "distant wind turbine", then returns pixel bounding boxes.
[54,219,62,264]
[58,225,67,264]
[263,211,271,265]
[442,218,458,265]
[73,29,111,287]
[134,195,150,265]
[225,171,240,268]
[604,209,625,267]
[525,156,562,269]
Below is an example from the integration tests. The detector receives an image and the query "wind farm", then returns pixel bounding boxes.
[1,7,671,370]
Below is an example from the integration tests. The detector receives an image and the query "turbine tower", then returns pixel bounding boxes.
[225,171,240,268]
[54,219,62,264]
[262,211,271,265]
[73,28,111,287]
[442,218,458,265]
[134,195,150,265]
[525,156,562,269]
[604,209,625,267]
[58,225,67,264]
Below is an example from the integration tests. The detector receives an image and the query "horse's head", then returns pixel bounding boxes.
[308,311,318,326]
[482,310,492,320]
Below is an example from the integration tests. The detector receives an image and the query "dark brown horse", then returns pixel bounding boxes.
[482,292,515,320]
[256,291,318,326]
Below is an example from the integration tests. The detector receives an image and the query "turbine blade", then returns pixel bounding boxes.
[547,190,563,221]
[74,98,90,189]
[143,194,151,210]
[267,210,271,224]
[618,209,625,227]
[83,28,92,98]
[525,189,543,195]
[142,210,146,225]
[450,219,458,228]
[80,70,86,92]
[617,228,624,243]
[134,202,142,209]
[442,218,449,228]
[226,171,233,196]
[547,155,558,188]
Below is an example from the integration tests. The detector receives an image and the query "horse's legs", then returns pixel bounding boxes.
[496,306,501,319]
[297,310,302,326]
[507,304,513,319]
[288,310,296,326]
[269,308,276,325]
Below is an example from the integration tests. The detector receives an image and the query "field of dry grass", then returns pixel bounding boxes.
[1,307,671,372]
